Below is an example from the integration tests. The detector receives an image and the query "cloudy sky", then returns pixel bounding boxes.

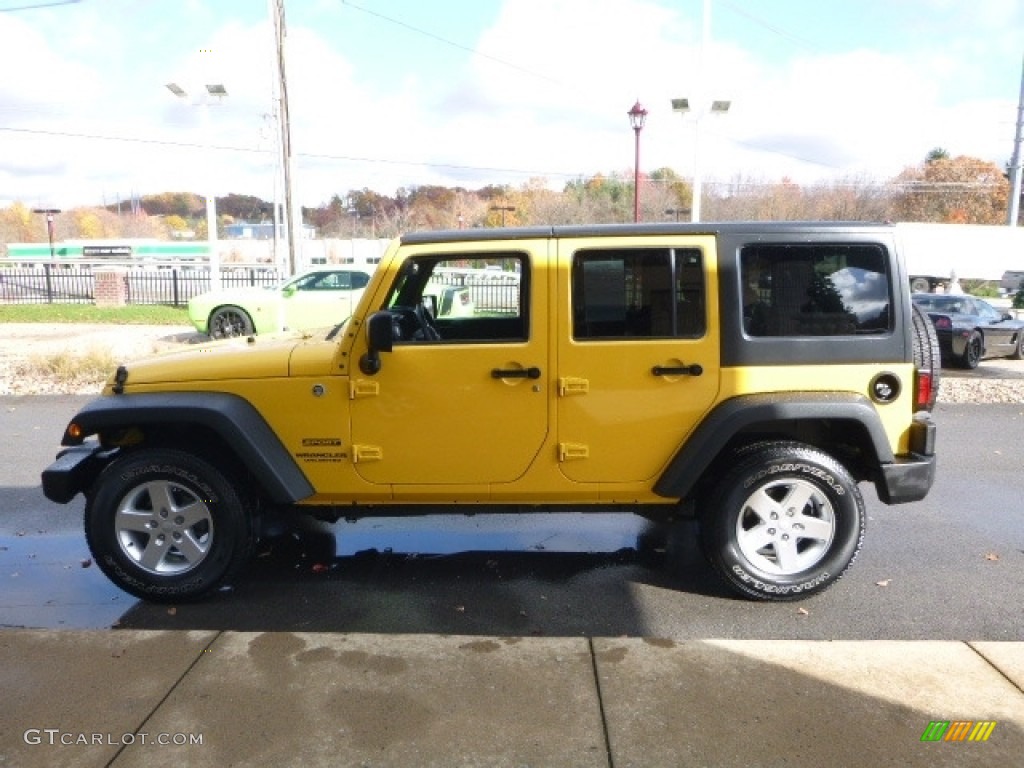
[1,0,1022,211]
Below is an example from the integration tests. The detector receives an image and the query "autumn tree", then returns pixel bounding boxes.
[892,151,1009,223]
[137,192,205,218]
[0,202,41,244]
[217,193,270,221]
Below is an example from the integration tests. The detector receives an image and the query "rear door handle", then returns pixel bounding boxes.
[652,364,703,377]
[491,367,542,379]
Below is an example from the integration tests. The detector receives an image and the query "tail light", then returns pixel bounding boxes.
[915,370,934,411]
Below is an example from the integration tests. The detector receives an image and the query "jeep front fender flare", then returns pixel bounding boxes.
[653,392,895,499]
[59,392,315,504]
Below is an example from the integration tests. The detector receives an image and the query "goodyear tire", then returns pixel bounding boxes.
[85,449,254,602]
[700,442,865,601]
[911,302,941,409]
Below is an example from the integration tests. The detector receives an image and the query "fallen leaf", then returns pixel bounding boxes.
[876,579,891,587]
[985,553,999,561]
[80,558,92,568]
[167,606,177,616]
[454,605,465,613]
[797,607,809,616]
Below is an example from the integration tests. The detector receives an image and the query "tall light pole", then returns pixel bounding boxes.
[627,100,648,223]
[166,82,227,290]
[672,97,730,222]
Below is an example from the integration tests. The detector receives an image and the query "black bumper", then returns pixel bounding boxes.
[41,444,113,504]
[875,415,937,504]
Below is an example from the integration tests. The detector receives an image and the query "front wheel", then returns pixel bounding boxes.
[700,442,865,601]
[209,305,254,339]
[85,449,254,602]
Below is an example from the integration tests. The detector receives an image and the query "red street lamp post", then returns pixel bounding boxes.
[627,100,648,223]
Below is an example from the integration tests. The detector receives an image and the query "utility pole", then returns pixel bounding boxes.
[1008,54,1024,227]
[270,0,300,274]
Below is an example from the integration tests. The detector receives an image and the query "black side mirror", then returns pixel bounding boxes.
[359,311,394,375]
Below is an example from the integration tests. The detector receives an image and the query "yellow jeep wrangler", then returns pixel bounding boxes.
[42,223,938,602]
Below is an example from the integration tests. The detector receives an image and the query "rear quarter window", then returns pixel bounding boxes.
[741,243,892,337]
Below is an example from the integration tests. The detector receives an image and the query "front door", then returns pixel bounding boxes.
[556,236,721,484]
[349,246,549,488]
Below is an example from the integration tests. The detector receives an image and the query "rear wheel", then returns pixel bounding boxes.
[209,305,254,339]
[959,331,982,369]
[700,442,865,601]
[85,449,254,602]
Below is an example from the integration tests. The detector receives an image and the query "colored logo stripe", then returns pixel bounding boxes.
[968,721,997,742]
[920,720,996,742]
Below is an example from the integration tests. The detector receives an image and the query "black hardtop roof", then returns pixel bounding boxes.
[400,221,895,245]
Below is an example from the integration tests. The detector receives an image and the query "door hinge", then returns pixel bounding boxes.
[352,444,383,463]
[350,380,380,399]
[558,442,589,461]
[558,377,589,396]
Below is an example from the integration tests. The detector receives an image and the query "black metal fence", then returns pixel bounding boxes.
[0,264,281,306]
[430,272,521,315]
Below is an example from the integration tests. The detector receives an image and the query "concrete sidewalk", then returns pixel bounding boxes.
[2,631,1022,767]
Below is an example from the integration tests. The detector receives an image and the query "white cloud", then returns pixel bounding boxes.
[0,0,1019,210]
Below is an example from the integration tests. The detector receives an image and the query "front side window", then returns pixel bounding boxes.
[741,243,891,337]
[383,253,527,342]
[572,248,705,340]
[288,270,368,291]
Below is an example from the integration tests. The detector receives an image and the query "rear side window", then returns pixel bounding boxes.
[741,243,891,337]
[572,247,705,340]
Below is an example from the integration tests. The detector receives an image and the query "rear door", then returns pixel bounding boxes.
[555,236,721,484]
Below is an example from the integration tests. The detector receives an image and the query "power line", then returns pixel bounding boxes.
[0,124,589,180]
[0,0,80,12]
[338,0,562,86]
[717,0,822,53]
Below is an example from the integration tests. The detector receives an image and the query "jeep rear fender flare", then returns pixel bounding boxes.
[60,392,314,504]
[653,392,895,499]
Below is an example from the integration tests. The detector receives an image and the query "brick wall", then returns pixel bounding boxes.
[94,269,128,307]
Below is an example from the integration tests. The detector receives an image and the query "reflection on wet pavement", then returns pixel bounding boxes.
[0,513,720,634]
[0,534,129,629]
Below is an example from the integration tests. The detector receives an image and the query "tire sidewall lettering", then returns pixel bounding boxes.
[743,462,845,496]
[730,564,833,595]
[118,463,220,505]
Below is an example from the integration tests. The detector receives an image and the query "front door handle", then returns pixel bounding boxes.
[652,364,703,377]
[491,367,542,379]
